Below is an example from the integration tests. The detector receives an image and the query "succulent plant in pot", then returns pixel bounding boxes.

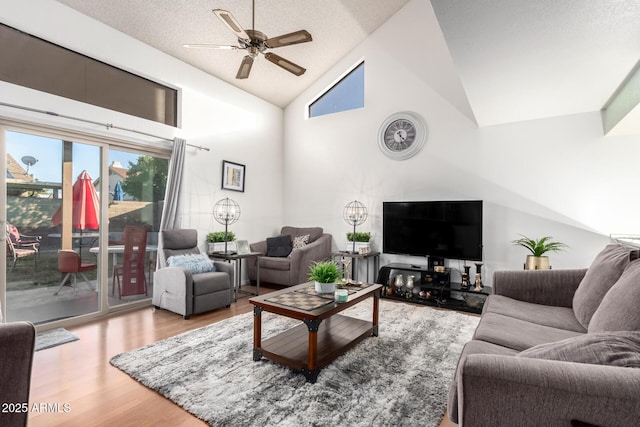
[512,235,567,270]
[207,231,236,254]
[345,231,372,253]
[309,260,342,293]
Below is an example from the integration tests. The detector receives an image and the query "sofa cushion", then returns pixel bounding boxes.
[167,253,215,274]
[281,226,323,243]
[589,259,640,332]
[266,235,292,257]
[473,312,583,351]
[573,244,639,328]
[517,331,640,368]
[484,295,586,333]
[192,271,230,295]
[259,256,291,271]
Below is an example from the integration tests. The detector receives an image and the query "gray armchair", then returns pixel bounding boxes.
[153,229,233,319]
[0,321,35,427]
[247,226,332,287]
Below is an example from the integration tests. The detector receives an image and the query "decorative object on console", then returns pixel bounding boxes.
[512,234,568,270]
[308,260,341,294]
[340,256,353,284]
[378,111,427,160]
[473,262,484,291]
[406,275,415,299]
[212,198,240,254]
[343,200,368,254]
[461,264,471,290]
[221,160,245,192]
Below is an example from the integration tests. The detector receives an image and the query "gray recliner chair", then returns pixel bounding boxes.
[153,229,233,319]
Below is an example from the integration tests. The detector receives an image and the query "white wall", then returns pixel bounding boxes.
[0,0,284,254]
[284,0,640,284]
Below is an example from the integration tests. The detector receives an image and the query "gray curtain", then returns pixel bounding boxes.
[157,137,186,268]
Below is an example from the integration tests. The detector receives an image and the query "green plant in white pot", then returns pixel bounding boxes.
[346,231,372,253]
[512,235,567,270]
[309,260,342,294]
[207,231,236,254]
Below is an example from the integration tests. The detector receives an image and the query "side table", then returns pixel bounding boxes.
[209,251,261,301]
[332,251,380,284]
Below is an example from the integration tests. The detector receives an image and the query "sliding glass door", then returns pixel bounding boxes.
[4,130,101,324]
[106,148,167,308]
[2,125,169,325]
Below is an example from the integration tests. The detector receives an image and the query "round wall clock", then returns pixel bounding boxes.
[377,111,427,160]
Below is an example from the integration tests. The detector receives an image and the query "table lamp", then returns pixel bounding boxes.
[213,198,240,254]
[343,200,368,253]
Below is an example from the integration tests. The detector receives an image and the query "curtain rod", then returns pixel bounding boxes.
[0,101,210,151]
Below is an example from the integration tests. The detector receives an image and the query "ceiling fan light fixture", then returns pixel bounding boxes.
[189,6,312,79]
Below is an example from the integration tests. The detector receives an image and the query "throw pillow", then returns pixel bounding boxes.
[266,235,292,257]
[292,234,310,249]
[589,259,640,332]
[517,331,640,368]
[572,244,639,328]
[167,253,216,274]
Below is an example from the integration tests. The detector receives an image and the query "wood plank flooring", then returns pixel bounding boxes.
[26,285,452,427]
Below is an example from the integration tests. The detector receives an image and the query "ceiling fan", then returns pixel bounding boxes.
[184,0,313,79]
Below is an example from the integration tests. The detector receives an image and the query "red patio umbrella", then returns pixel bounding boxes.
[52,170,100,230]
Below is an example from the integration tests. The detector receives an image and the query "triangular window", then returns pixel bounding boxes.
[309,62,364,118]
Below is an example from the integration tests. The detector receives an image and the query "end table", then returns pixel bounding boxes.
[209,251,261,301]
[331,251,380,284]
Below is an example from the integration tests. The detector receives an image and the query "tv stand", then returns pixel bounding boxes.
[377,263,491,314]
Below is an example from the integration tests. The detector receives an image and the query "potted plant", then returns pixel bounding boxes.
[309,260,342,293]
[512,235,567,270]
[207,231,236,254]
[346,231,372,253]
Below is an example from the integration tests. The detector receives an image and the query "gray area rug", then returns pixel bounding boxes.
[110,301,479,426]
[35,327,79,351]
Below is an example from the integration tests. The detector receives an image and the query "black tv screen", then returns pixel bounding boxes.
[383,200,483,261]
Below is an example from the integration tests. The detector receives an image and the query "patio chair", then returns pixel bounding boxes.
[5,234,39,272]
[54,250,97,295]
[6,223,41,247]
[113,226,148,299]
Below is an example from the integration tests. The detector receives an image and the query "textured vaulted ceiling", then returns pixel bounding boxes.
[54,0,640,133]
[54,0,409,108]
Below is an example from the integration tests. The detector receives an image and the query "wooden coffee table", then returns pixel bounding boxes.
[249,282,382,383]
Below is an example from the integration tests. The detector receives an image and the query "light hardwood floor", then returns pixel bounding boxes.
[27,285,452,427]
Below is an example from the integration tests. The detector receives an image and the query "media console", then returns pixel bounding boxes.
[377,263,491,314]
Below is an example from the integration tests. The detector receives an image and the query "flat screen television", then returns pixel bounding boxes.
[382,200,483,261]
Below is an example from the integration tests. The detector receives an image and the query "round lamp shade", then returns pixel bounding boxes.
[343,200,367,226]
[213,198,240,225]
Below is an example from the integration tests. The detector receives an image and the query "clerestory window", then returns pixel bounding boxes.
[309,62,364,118]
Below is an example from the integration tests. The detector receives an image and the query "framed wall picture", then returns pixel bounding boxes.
[221,160,245,192]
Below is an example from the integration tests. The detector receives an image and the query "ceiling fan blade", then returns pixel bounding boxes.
[265,30,313,48]
[183,44,240,50]
[213,9,250,40]
[236,55,254,79]
[264,52,306,76]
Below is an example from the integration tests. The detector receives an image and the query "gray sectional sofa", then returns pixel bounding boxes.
[448,243,640,426]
